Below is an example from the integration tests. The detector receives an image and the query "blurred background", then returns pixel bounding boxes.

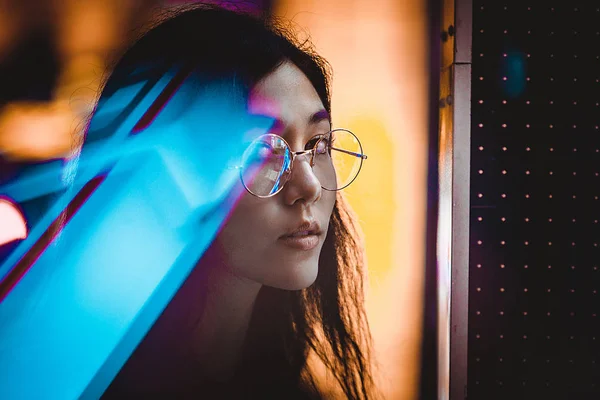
[0,0,431,398]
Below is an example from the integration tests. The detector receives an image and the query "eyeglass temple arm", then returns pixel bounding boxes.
[331,146,368,160]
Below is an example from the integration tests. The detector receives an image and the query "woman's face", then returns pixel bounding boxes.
[213,61,336,290]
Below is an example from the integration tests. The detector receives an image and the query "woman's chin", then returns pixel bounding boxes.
[263,263,319,291]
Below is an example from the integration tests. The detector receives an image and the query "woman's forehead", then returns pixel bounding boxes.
[247,62,328,130]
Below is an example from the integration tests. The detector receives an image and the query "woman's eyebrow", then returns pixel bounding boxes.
[309,109,330,125]
[266,109,330,132]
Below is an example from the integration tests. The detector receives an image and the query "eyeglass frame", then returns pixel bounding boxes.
[235,128,368,198]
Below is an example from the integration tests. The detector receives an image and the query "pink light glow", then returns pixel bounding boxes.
[0,198,27,246]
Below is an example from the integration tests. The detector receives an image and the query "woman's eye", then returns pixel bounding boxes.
[306,135,330,153]
[305,137,319,150]
[315,138,329,154]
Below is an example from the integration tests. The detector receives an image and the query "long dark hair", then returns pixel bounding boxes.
[100,4,375,399]
[242,194,375,399]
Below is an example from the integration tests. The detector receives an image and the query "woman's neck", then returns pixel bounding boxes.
[118,242,263,390]
[186,247,262,382]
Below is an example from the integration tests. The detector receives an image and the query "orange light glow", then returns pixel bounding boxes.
[0,101,82,161]
[0,0,151,162]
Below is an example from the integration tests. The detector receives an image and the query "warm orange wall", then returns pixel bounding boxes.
[272,1,430,398]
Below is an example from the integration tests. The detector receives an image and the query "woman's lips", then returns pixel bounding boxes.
[279,233,320,250]
[280,219,322,250]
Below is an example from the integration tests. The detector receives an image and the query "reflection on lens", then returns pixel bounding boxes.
[314,129,364,191]
[241,134,290,197]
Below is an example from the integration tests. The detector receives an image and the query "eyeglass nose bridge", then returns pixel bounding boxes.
[289,148,316,168]
[278,147,318,188]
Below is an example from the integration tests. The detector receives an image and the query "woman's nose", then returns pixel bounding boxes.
[282,153,321,206]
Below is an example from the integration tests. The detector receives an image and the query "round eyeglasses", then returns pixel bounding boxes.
[237,128,367,198]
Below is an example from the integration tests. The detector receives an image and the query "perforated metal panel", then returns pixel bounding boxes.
[469,1,600,398]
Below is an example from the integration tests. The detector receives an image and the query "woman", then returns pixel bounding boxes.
[100,4,376,399]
